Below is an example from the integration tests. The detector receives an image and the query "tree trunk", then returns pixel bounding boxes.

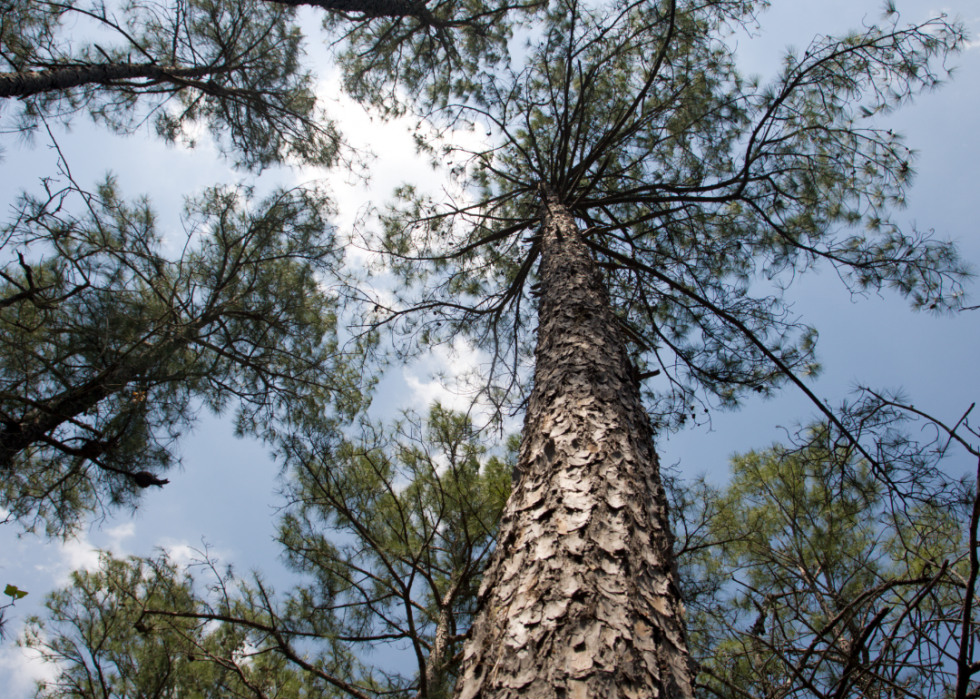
[422,580,461,698]
[0,63,216,99]
[265,0,442,24]
[0,322,196,468]
[453,187,695,698]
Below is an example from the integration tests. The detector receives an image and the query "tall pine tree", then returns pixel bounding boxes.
[355,0,969,695]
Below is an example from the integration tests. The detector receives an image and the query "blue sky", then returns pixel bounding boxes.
[1,0,979,693]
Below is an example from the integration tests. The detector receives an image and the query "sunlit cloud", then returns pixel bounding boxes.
[0,641,58,699]
[404,337,492,414]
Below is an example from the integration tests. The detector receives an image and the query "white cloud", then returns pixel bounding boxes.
[403,337,492,414]
[295,68,493,263]
[0,641,58,699]
[50,522,135,586]
[161,542,207,569]
[155,539,230,570]
[105,523,136,554]
[46,539,102,585]
[404,371,461,412]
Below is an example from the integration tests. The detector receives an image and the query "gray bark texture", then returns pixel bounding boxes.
[423,580,461,698]
[453,187,696,698]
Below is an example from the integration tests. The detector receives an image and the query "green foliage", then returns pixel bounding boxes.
[22,406,515,699]
[275,404,514,696]
[367,0,970,430]
[326,0,545,116]
[1,582,29,640]
[0,0,340,171]
[22,551,307,699]
[4,583,27,599]
[674,428,972,698]
[0,174,367,536]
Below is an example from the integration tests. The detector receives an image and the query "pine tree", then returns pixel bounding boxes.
[0,0,345,170]
[22,406,516,698]
[354,0,969,695]
[21,551,309,698]
[684,432,969,698]
[275,405,514,697]
[0,0,540,535]
[0,0,542,167]
[0,175,365,536]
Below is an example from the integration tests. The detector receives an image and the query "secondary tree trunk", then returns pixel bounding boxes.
[0,362,138,467]
[0,63,216,99]
[423,580,461,698]
[265,0,443,24]
[453,187,695,698]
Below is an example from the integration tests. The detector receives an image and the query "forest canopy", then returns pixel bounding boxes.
[1,0,977,697]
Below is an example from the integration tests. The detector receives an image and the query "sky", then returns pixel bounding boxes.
[1,0,979,694]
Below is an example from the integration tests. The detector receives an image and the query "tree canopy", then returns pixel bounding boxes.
[363,0,968,430]
[0,0,348,170]
[344,1,972,694]
[0,171,365,536]
[677,426,973,698]
[0,0,976,696]
[21,406,515,698]
[0,0,545,168]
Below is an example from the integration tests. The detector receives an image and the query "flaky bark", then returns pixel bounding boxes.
[0,63,216,99]
[454,187,695,698]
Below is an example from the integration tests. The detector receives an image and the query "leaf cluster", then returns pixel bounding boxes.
[671,414,978,699]
[22,550,308,699]
[323,0,546,117]
[275,404,513,697]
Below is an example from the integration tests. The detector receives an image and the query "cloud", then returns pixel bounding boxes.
[38,522,137,587]
[105,523,136,554]
[155,538,231,572]
[0,641,58,699]
[403,337,492,414]
[404,371,461,412]
[48,539,102,585]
